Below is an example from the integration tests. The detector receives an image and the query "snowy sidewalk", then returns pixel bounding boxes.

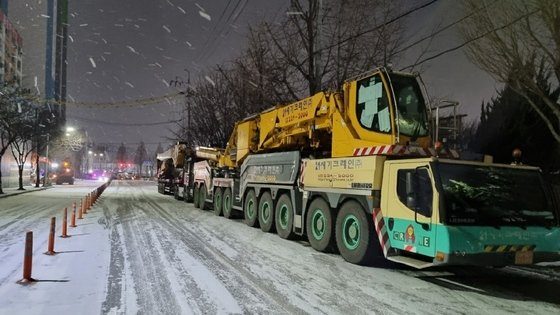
[0,193,110,315]
[0,185,50,199]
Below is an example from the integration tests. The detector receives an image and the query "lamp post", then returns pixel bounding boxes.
[44,134,50,186]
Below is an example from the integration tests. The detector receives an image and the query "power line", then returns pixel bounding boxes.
[317,0,439,55]
[399,8,539,71]
[393,1,496,56]
[27,92,184,109]
[69,115,181,126]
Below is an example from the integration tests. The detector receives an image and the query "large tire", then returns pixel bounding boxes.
[213,188,223,216]
[306,197,336,252]
[222,188,234,219]
[183,186,191,203]
[199,185,207,210]
[335,200,381,265]
[244,189,258,227]
[173,185,181,200]
[258,191,275,233]
[275,193,295,239]
[193,185,200,208]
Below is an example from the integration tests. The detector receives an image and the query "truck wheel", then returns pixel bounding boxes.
[222,188,233,219]
[306,197,336,252]
[335,200,380,265]
[69,179,74,185]
[258,191,275,233]
[244,189,258,227]
[213,188,223,216]
[275,193,294,239]
[193,185,200,208]
[183,186,191,203]
[173,185,181,200]
[199,185,207,210]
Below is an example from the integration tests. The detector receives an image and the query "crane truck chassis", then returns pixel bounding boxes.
[165,67,560,268]
[183,149,560,268]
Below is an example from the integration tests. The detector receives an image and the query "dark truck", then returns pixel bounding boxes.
[54,158,75,185]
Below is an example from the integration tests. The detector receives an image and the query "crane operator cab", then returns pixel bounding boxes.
[348,68,432,150]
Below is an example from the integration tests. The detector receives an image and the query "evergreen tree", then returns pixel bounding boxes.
[470,68,560,171]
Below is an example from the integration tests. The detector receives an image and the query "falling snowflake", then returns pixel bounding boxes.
[204,76,215,87]
[177,6,186,14]
[126,46,139,54]
[89,57,97,68]
[162,25,171,33]
[125,82,135,88]
[198,10,211,21]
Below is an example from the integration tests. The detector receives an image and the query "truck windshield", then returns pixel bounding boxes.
[389,74,430,139]
[437,162,557,227]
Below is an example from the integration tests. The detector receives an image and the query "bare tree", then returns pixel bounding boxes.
[134,141,148,175]
[174,0,411,148]
[0,84,46,191]
[262,0,407,97]
[461,0,560,142]
[116,143,128,166]
[0,86,20,193]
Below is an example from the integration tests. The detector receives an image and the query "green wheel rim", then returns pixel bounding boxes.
[247,198,255,219]
[279,204,289,229]
[311,209,326,240]
[342,214,360,250]
[216,193,222,209]
[261,201,271,223]
[224,194,230,212]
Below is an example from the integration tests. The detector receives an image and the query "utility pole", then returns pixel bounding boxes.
[184,68,191,146]
[314,0,322,92]
[169,69,192,145]
[35,109,40,188]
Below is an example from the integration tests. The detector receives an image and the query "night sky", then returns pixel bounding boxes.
[64,0,497,154]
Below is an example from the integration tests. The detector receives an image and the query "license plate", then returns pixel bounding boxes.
[514,251,533,265]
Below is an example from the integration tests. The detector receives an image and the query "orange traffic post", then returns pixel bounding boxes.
[83,196,88,214]
[17,231,35,284]
[78,200,84,219]
[70,202,77,227]
[45,217,56,255]
[61,207,69,238]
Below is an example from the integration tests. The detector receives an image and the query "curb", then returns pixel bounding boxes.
[0,187,50,199]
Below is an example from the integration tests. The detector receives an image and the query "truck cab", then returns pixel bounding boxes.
[54,159,75,185]
[381,158,560,268]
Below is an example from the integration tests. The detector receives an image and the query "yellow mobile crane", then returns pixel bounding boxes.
[186,67,559,268]
[219,68,437,168]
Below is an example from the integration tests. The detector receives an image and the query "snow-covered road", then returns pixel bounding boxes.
[1,180,559,314]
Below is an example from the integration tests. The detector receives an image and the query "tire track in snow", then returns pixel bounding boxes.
[132,182,299,314]
[103,182,182,315]
[101,200,130,314]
